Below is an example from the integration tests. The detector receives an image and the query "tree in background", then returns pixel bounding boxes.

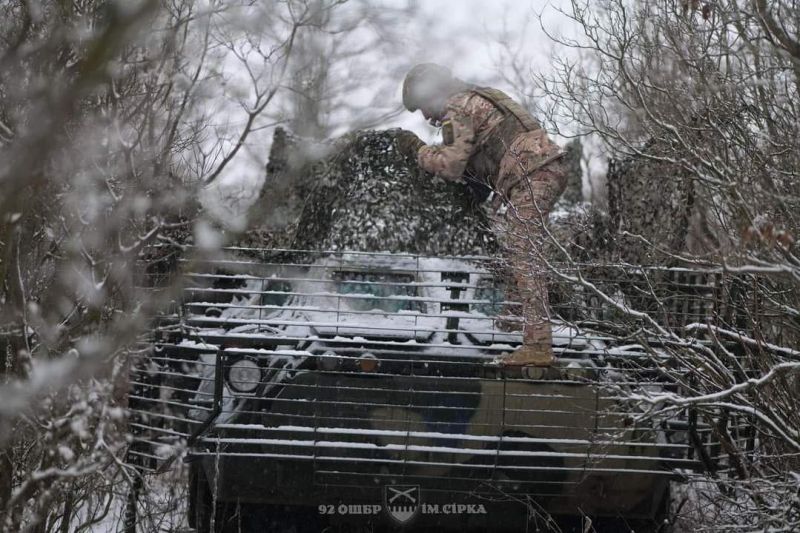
[278,0,423,139]
[0,0,344,530]
[529,0,800,529]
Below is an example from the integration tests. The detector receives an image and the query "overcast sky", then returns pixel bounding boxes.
[376,0,577,138]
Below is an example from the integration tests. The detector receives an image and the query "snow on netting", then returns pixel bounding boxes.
[127,248,761,501]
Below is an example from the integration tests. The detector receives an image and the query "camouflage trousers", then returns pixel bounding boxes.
[488,133,568,350]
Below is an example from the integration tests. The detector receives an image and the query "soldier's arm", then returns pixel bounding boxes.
[417,108,476,181]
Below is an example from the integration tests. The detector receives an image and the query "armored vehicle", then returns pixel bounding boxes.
[128,130,743,531]
[127,250,726,532]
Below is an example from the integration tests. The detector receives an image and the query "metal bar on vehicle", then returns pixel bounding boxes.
[129,246,767,490]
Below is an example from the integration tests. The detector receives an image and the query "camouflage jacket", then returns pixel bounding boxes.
[417,89,561,195]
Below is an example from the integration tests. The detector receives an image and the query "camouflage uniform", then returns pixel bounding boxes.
[417,88,567,365]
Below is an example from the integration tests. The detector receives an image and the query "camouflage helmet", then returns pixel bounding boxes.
[402,63,454,112]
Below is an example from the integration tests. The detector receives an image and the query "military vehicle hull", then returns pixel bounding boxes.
[130,250,733,531]
[192,370,673,521]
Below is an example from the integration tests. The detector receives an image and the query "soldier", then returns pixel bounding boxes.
[398,63,567,367]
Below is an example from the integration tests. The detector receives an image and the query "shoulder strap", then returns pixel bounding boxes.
[472,87,541,132]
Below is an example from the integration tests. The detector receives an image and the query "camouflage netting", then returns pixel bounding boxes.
[244,128,499,257]
[602,140,735,263]
[244,127,735,266]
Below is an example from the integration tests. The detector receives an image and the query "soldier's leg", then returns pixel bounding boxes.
[497,158,568,366]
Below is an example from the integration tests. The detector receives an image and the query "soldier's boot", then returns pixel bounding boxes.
[502,321,554,367]
[502,342,554,367]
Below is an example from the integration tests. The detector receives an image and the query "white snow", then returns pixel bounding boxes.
[58,446,75,462]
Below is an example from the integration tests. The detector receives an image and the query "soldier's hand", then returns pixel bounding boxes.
[395,131,425,159]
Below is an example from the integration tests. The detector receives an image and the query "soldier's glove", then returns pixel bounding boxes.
[395,131,426,159]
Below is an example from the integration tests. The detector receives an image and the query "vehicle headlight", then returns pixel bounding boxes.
[318,350,341,371]
[227,359,261,393]
[357,352,379,373]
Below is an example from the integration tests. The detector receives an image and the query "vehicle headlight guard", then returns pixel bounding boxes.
[227,358,261,393]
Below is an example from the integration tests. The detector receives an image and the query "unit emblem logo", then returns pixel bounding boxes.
[384,485,420,525]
